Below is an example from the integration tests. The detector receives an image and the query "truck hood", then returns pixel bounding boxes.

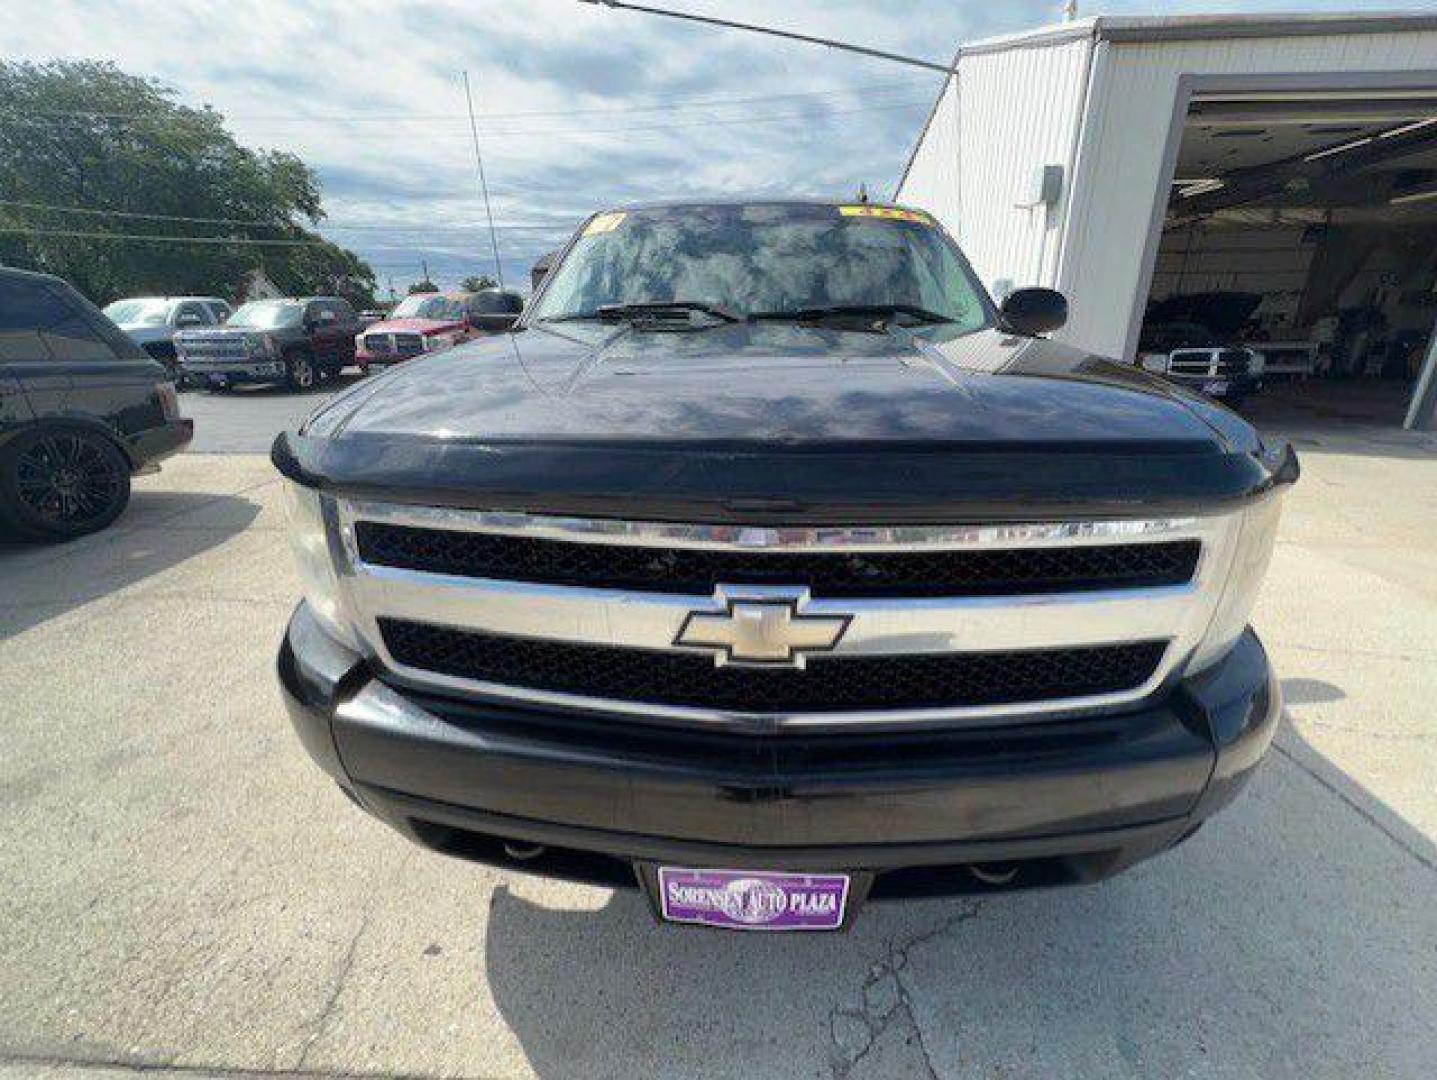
[276,322,1293,522]
[175,326,263,341]
[363,317,461,335]
[115,324,171,344]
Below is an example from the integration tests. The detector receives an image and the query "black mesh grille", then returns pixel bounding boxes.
[379,619,1167,714]
[356,523,1199,598]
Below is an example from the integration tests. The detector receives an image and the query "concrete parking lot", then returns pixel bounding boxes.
[179,374,368,454]
[2,411,1435,1078]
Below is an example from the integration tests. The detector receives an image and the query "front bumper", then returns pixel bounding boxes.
[128,418,193,470]
[1167,372,1263,401]
[355,348,424,365]
[278,603,1280,915]
[180,358,285,385]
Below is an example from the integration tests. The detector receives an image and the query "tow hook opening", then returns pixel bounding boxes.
[968,862,1020,886]
[503,840,546,862]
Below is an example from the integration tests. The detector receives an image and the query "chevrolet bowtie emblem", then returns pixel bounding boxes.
[674,588,851,669]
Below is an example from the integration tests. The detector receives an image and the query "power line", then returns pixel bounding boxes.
[460,98,934,136]
[0,199,572,233]
[0,226,332,247]
[0,225,556,260]
[0,96,932,139]
[0,78,934,125]
[576,1,954,73]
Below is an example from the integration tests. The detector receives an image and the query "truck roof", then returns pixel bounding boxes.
[596,198,926,214]
[107,295,230,304]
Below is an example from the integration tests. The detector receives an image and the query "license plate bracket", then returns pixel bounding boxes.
[655,866,851,931]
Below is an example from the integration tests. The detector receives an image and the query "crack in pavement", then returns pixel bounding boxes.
[293,850,418,1070]
[827,901,984,1078]
[0,1048,505,1079]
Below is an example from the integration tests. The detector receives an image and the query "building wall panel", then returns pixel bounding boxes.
[899,37,1092,299]
[896,76,962,233]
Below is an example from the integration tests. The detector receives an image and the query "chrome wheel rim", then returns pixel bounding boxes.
[15,435,123,526]
[292,356,315,388]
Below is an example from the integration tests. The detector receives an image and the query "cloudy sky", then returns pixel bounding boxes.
[8,0,1393,292]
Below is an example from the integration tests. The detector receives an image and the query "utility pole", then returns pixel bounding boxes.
[462,69,506,290]
[422,258,431,286]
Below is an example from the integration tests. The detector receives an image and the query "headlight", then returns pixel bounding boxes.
[260,333,279,358]
[1185,492,1284,674]
[1247,348,1266,377]
[283,481,361,650]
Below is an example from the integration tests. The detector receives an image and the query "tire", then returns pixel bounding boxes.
[285,350,317,392]
[0,427,132,542]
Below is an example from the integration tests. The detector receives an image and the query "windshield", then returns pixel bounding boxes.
[392,295,465,321]
[226,301,303,329]
[103,299,170,326]
[531,203,992,332]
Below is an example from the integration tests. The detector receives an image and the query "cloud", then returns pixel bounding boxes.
[6,0,1375,290]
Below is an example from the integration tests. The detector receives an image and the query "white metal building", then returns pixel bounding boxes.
[896,13,1437,429]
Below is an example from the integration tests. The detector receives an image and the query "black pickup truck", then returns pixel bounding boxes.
[176,297,361,391]
[273,201,1296,931]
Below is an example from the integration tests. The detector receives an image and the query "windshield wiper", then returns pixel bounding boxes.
[750,303,954,326]
[542,300,741,324]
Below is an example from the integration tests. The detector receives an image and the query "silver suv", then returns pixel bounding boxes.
[102,296,234,383]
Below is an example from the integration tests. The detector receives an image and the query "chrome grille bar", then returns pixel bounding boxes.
[329,499,1241,729]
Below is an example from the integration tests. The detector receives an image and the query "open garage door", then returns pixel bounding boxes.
[1137,88,1437,430]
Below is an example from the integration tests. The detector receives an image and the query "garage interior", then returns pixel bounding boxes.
[1140,89,1437,429]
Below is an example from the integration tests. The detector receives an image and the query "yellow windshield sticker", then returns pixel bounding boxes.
[584,211,627,235]
[838,206,932,224]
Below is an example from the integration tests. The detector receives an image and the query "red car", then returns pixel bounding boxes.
[355,290,522,369]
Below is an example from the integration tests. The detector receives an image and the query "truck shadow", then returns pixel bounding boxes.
[0,489,259,641]
[480,725,1436,1078]
[189,370,368,398]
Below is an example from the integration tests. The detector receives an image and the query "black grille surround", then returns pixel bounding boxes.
[378,618,1169,716]
[355,522,1200,599]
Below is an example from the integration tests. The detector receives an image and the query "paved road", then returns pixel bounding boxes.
[180,372,369,453]
[1,422,1435,1078]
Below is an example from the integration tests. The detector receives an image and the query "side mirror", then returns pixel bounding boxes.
[468,290,524,333]
[531,251,558,291]
[469,313,520,333]
[999,287,1068,337]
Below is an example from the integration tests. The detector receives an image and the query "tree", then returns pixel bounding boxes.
[0,60,377,306]
[459,274,497,292]
[408,279,439,294]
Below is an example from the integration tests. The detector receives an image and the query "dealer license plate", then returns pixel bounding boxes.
[657,867,850,931]
[1202,379,1230,395]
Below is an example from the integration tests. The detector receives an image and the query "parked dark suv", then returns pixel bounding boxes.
[0,267,192,540]
[176,296,361,391]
